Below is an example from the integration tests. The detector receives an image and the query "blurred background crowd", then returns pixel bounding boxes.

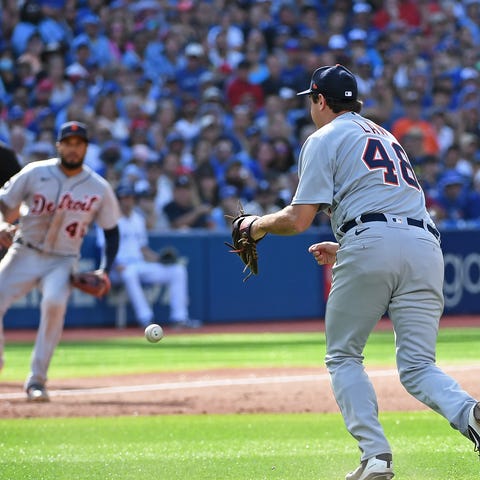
[1,0,480,231]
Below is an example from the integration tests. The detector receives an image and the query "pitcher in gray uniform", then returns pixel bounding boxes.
[0,121,120,402]
[246,65,480,479]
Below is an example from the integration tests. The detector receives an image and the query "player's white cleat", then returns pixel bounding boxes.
[26,384,50,402]
[172,318,202,329]
[345,453,394,480]
[467,402,480,455]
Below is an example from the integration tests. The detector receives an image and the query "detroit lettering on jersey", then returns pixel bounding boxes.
[31,193,100,215]
[0,159,121,256]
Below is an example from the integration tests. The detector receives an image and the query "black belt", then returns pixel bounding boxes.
[340,213,440,240]
[17,238,44,252]
[16,238,77,257]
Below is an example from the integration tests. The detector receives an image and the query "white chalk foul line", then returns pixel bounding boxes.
[0,373,331,400]
[0,365,478,401]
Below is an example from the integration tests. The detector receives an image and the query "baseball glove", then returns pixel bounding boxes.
[225,204,266,282]
[70,270,111,298]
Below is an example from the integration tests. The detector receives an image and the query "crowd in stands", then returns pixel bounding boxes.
[1,0,480,230]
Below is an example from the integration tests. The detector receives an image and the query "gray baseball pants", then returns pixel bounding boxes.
[0,243,76,388]
[325,218,476,460]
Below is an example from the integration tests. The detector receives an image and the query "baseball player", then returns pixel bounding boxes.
[244,65,480,479]
[0,121,120,402]
[99,184,200,329]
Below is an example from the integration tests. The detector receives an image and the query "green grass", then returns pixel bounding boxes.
[0,412,477,479]
[2,326,480,479]
[3,327,480,381]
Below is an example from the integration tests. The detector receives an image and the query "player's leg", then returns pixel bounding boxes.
[326,231,394,460]
[120,262,154,326]
[25,256,76,394]
[0,245,40,371]
[390,231,477,438]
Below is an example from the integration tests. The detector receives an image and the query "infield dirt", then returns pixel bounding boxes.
[2,317,479,418]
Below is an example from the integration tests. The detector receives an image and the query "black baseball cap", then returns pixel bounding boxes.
[297,64,358,101]
[57,121,88,142]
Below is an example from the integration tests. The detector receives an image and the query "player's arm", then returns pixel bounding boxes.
[100,225,119,273]
[0,199,20,224]
[0,199,19,248]
[248,202,339,267]
[249,203,320,240]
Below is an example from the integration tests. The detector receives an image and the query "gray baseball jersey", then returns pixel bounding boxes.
[0,158,120,389]
[291,111,477,461]
[0,158,120,256]
[292,111,431,239]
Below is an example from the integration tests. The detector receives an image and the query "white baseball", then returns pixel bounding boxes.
[144,323,164,343]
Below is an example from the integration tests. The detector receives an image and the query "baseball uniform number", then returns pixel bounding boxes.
[65,221,87,238]
[362,138,420,190]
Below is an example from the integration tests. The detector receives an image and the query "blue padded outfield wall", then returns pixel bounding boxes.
[4,227,480,329]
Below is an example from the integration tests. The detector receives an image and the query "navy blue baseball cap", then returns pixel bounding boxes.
[115,184,136,198]
[297,64,358,101]
[57,121,88,142]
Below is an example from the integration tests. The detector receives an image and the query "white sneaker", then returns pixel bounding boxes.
[467,402,480,454]
[345,454,394,480]
[26,384,49,402]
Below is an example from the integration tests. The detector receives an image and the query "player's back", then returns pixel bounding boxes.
[326,112,429,227]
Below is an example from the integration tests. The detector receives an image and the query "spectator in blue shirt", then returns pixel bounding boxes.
[73,14,112,69]
[434,171,471,225]
[11,1,42,56]
[37,2,72,51]
[175,43,208,101]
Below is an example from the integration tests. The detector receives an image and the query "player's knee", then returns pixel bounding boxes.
[0,292,14,316]
[325,354,362,373]
[398,366,425,394]
[41,297,67,317]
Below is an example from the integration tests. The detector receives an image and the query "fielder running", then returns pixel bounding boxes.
[0,121,120,402]
[243,65,480,479]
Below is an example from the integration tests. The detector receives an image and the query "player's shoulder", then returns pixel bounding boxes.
[82,165,114,189]
[307,121,335,144]
[20,158,58,173]
[305,112,363,147]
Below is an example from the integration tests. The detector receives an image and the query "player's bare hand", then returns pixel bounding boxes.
[308,241,339,266]
[0,222,16,248]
